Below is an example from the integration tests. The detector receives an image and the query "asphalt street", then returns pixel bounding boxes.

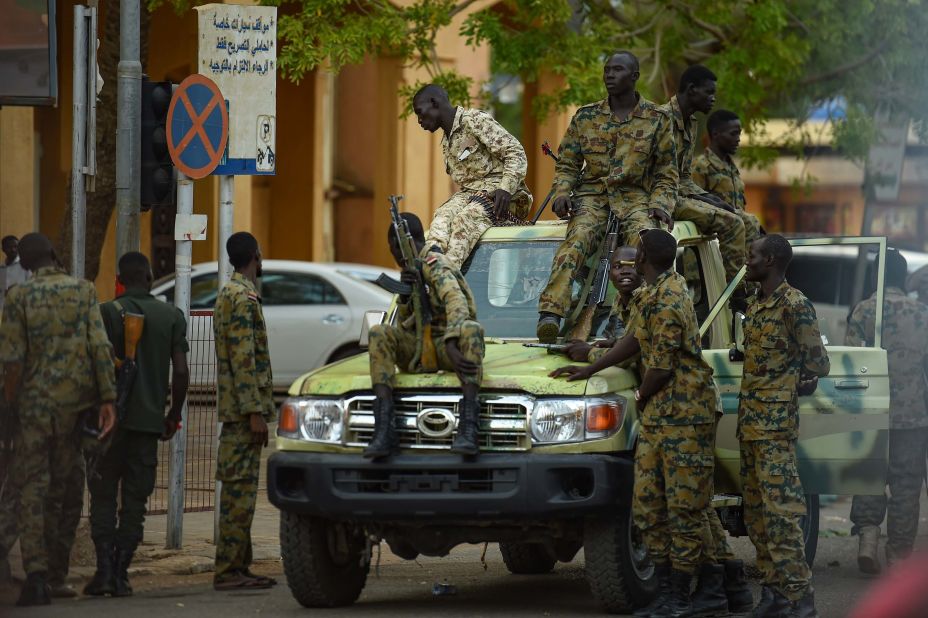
[6,495,927,617]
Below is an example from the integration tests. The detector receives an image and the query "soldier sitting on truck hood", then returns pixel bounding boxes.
[366,213,486,459]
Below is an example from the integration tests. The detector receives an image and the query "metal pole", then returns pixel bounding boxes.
[70,6,88,278]
[214,174,234,543]
[115,0,141,259]
[166,170,193,549]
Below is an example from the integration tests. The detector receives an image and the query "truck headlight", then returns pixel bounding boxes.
[530,396,626,444]
[278,398,344,443]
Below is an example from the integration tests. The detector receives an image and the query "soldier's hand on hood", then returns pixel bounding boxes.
[564,340,593,362]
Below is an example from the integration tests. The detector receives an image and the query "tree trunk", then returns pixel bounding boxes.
[56,0,150,281]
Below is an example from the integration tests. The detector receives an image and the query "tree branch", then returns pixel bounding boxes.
[670,1,727,43]
[799,39,891,86]
[588,0,631,27]
[449,0,480,19]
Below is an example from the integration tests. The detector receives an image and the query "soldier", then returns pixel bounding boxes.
[0,233,116,606]
[84,252,190,597]
[739,234,830,617]
[847,250,928,573]
[212,232,277,591]
[413,84,533,269]
[552,230,717,618]
[366,213,485,458]
[0,235,28,316]
[692,109,764,248]
[661,66,746,288]
[535,51,677,343]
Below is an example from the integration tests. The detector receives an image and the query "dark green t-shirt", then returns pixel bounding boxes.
[100,288,189,434]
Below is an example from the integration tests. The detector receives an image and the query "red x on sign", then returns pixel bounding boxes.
[167,74,229,179]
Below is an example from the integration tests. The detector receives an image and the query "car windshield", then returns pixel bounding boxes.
[463,240,560,338]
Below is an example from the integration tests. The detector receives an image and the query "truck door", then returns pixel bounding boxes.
[700,237,890,496]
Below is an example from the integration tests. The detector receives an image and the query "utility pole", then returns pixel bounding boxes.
[115,0,142,259]
[70,6,88,278]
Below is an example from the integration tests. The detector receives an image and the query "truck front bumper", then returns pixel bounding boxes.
[267,452,632,521]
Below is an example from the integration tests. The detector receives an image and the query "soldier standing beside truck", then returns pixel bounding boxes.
[846,250,928,574]
[212,232,278,591]
[366,212,485,458]
[535,50,678,343]
[739,234,830,618]
[412,84,533,270]
[552,229,718,618]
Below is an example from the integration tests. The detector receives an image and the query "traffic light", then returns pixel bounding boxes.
[141,79,175,210]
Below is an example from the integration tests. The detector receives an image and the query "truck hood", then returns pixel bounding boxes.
[291,341,637,397]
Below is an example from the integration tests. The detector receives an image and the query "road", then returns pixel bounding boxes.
[6,495,926,617]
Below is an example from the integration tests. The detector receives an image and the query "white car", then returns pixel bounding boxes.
[151,260,398,391]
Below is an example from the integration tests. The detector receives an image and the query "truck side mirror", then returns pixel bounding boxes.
[359,310,387,349]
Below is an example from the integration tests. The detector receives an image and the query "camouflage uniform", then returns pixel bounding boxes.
[846,288,928,557]
[586,288,643,364]
[0,266,116,577]
[662,96,745,284]
[370,245,484,385]
[425,107,532,269]
[738,281,830,601]
[632,270,716,574]
[907,264,928,304]
[691,147,763,246]
[537,96,678,317]
[213,272,276,583]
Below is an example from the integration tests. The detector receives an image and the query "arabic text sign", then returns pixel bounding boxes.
[196,4,276,176]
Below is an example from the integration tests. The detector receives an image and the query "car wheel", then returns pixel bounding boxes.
[583,507,657,613]
[499,542,557,575]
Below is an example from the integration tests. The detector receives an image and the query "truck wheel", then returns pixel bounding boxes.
[584,508,657,614]
[499,542,557,575]
[801,494,820,567]
[280,511,369,607]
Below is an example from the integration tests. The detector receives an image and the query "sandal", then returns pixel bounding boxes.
[213,573,274,591]
[241,569,277,586]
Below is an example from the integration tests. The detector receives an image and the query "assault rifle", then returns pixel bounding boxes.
[530,141,561,224]
[567,211,619,341]
[522,342,568,355]
[388,195,438,372]
[112,302,144,423]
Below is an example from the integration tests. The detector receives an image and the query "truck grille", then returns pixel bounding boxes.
[344,394,531,451]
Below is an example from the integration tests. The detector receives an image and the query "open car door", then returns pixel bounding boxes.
[700,237,891,496]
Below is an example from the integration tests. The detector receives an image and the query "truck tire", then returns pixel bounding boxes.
[499,542,557,575]
[280,511,369,607]
[583,507,657,614]
[801,494,820,567]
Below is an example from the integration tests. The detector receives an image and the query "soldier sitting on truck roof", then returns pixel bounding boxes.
[365,213,486,459]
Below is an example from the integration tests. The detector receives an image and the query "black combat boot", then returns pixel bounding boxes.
[363,396,397,459]
[690,562,729,617]
[792,588,819,618]
[451,395,480,456]
[751,585,791,618]
[634,563,671,616]
[16,572,51,607]
[83,541,117,596]
[113,541,136,597]
[652,569,693,618]
[723,559,754,613]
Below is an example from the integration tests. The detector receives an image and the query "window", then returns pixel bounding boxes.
[261,272,345,306]
[158,273,219,309]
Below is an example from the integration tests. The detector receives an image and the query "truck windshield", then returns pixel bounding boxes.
[463,240,561,338]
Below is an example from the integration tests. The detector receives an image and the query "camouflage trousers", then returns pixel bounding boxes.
[426,190,532,270]
[8,414,86,576]
[674,197,745,284]
[0,455,84,584]
[702,503,736,563]
[634,422,715,574]
[369,321,484,387]
[738,209,763,247]
[741,438,811,601]
[538,196,654,317]
[215,421,262,582]
[850,427,928,557]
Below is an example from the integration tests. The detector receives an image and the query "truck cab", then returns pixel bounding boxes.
[267,221,890,612]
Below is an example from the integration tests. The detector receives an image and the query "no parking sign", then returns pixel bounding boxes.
[166,74,229,179]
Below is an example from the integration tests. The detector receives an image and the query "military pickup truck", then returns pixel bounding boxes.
[267,220,890,612]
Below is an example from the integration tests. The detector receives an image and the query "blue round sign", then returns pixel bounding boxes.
[167,74,229,179]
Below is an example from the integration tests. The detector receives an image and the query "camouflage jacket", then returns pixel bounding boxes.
[588,288,643,364]
[691,147,746,211]
[845,288,928,428]
[443,107,532,214]
[398,245,477,343]
[552,95,678,216]
[0,266,116,428]
[738,281,830,441]
[660,95,707,199]
[908,264,928,304]
[213,272,275,423]
[633,270,715,426]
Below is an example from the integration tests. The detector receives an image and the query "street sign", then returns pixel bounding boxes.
[196,4,277,175]
[166,74,229,180]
